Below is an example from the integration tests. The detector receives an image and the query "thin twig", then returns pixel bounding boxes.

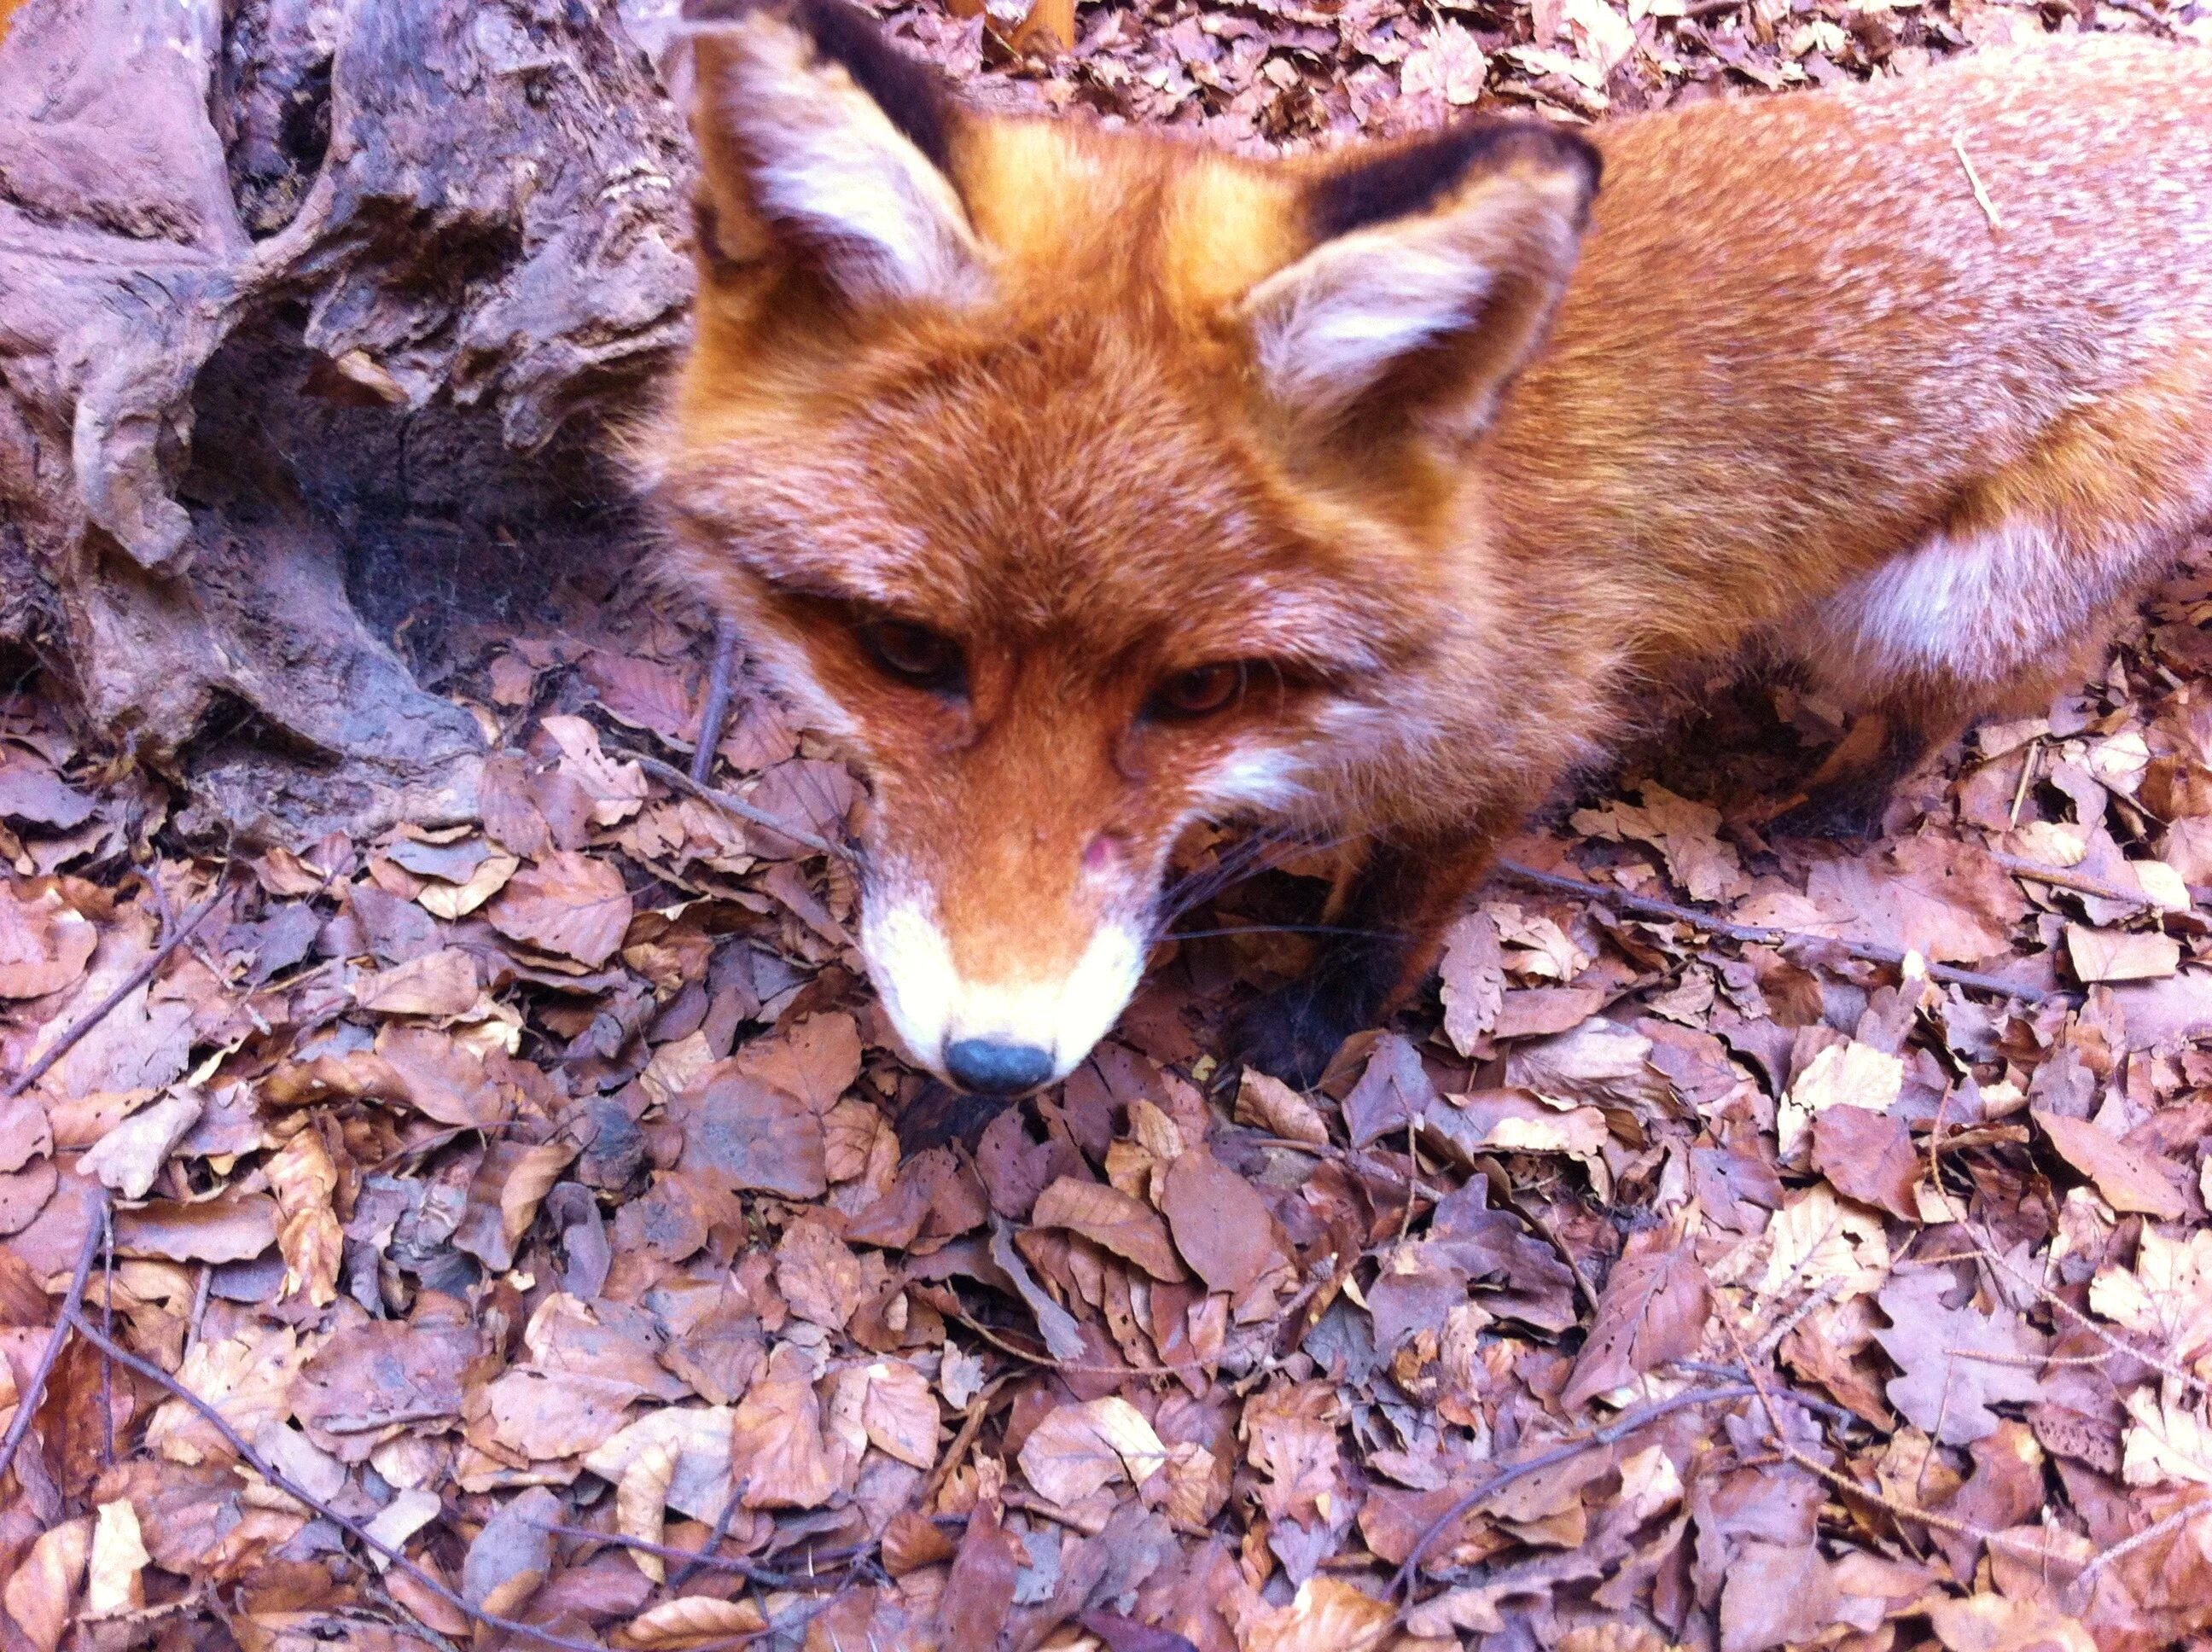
[625,749,853,863]
[1490,859,2052,1003]
[1951,134,2002,232]
[533,1521,829,1590]
[690,618,743,787]
[1989,852,2204,912]
[4,881,230,1098]
[64,1311,612,1652]
[670,1478,748,1591]
[0,1190,109,1489]
[1389,1382,1755,1599]
[2069,1498,2212,1594]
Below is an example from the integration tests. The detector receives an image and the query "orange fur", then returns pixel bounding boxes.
[645,1,2212,1088]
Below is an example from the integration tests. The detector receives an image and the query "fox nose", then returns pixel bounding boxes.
[943,1038,1055,1096]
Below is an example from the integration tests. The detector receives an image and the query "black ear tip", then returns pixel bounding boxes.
[1308,118,1604,242]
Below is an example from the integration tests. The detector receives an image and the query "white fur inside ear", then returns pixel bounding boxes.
[1239,171,1586,422]
[698,17,986,305]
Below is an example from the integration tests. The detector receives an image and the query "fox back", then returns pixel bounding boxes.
[645,1,2212,1091]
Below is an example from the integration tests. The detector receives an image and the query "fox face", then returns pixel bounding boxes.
[648,0,1598,1091]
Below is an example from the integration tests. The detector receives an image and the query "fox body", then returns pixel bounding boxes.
[647,0,2212,1094]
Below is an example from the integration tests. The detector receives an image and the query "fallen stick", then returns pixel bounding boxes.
[1490,859,2052,1003]
[626,750,854,864]
[63,1311,612,1652]
[0,1191,109,1489]
[4,880,231,1099]
[1389,1382,1755,1600]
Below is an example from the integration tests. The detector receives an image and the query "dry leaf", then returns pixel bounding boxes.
[1018,1397,1169,1506]
[1242,1577,1394,1652]
[860,1359,940,1469]
[352,947,482,1016]
[1561,1230,1710,1407]
[0,885,96,1000]
[1777,1039,1902,1166]
[2035,1109,2186,1219]
[486,850,632,968]
[362,1486,443,1572]
[501,1139,580,1247]
[615,1597,767,1649]
[1032,1176,1187,1282]
[145,1328,310,1464]
[615,1439,680,1582]
[2065,923,2179,983]
[84,1499,148,1618]
[79,1088,203,1199]
[731,1347,846,1509]
[1160,1149,1276,1297]
[3,1517,90,1652]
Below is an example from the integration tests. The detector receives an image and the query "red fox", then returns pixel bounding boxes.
[646,0,2212,1094]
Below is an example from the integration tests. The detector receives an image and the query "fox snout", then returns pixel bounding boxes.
[859,862,1150,1095]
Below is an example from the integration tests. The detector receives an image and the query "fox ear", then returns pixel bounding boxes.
[1240,124,1600,439]
[680,0,986,308]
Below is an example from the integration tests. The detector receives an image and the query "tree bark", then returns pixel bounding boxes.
[0,0,695,844]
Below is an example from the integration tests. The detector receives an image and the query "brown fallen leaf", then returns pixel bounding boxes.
[84,1498,149,1618]
[1240,1577,1394,1652]
[1017,1396,1168,1506]
[677,1060,827,1199]
[1874,1267,2048,1446]
[1812,1104,1923,1222]
[115,1194,280,1264]
[731,1347,847,1509]
[461,1485,559,1619]
[1561,1229,1710,1408]
[1159,1149,1278,1298]
[2065,923,2180,984]
[145,1326,311,1465]
[1032,1176,1187,1283]
[1233,1069,1330,1145]
[485,1368,643,1460]
[486,850,632,968]
[859,1358,940,1469]
[614,1438,680,1582]
[0,884,96,1000]
[351,947,482,1016]
[79,1088,203,1200]
[2034,1109,2186,1219]
[614,1597,767,1650]
[3,1516,90,1652]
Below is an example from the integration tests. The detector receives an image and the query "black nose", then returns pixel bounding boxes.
[944,1038,1055,1096]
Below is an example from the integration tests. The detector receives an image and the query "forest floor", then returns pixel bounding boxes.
[4,1,2212,1650]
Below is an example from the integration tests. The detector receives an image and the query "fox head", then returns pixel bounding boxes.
[647,0,1599,1094]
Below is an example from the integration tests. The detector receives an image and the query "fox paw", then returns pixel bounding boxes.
[1229,980,1366,1090]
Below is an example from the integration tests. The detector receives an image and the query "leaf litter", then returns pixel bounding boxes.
[6,1,2212,1649]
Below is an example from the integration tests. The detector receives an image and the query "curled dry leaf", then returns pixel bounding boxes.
[501,1139,580,1248]
[84,1499,149,1619]
[266,1125,343,1306]
[351,947,482,1017]
[1033,1175,1186,1283]
[1233,1068,1330,1145]
[361,1486,444,1572]
[614,1596,768,1650]
[79,1088,203,1200]
[615,1438,681,1582]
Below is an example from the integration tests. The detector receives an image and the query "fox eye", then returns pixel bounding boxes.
[861,619,963,693]
[1149,662,1246,721]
